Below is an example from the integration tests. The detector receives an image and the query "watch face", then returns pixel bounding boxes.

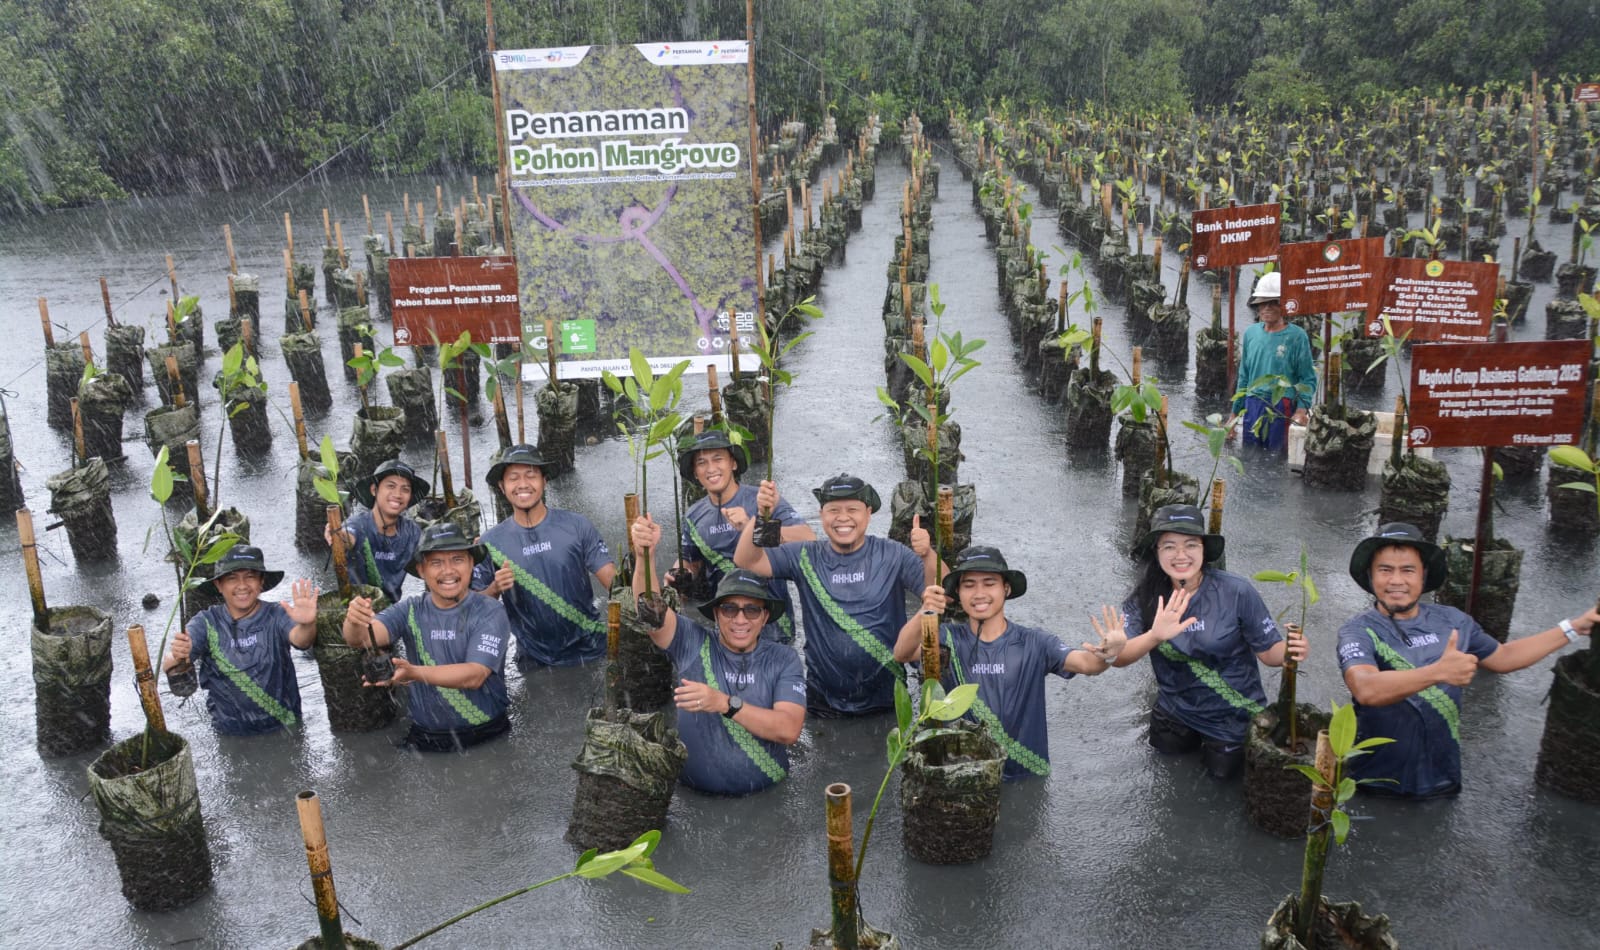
[727,696,743,714]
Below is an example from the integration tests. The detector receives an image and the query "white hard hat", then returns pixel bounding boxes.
[1248,271,1281,306]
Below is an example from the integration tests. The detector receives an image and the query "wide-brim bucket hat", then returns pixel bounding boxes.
[696,568,786,624]
[812,473,881,513]
[678,430,749,483]
[942,545,1027,601]
[354,459,430,511]
[1348,523,1447,594]
[486,444,551,497]
[204,545,285,594]
[1136,504,1225,564]
[406,521,487,577]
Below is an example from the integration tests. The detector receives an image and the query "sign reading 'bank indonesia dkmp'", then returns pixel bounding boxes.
[495,43,756,380]
[1407,340,1591,448]
[1188,203,1281,271]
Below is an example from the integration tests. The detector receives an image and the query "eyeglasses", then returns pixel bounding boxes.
[716,602,768,620]
[1157,539,1205,556]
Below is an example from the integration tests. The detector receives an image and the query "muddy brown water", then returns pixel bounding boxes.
[0,155,1597,948]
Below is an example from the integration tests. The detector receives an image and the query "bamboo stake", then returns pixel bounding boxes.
[1293,732,1337,946]
[1281,622,1301,750]
[186,439,209,521]
[228,274,237,315]
[284,248,295,296]
[492,380,512,450]
[127,625,167,734]
[166,355,187,408]
[327,506,351,598]
[605,601,623,712]
[38,297,54,346]
[296,790,347,950]
[166,299,179,345]
[1153,396,1170,488]
[825,783,859,950]
[920,611,941,684]
[1208,479,1226,534]
[1131,346,1143,387]
[1057,281,1069,333]
[18,509,49,630]
[100,278,115,326]
[707,366,723,424]
[78,331,92,367]
[458,364,473,485]
[624,492,652,593]
[363,195,373,235]
[514,344,526,444]
[166,253,178,299]
[322,208,332,244]
[386,211,396,255]
[241,312,255,358]
[544,318,558,384]
[224,224,237,274]
[335,221,347,269]
[436,430,456,508]
[299,289,314,331]
[290,381,308,460]
[729,305,741,379]
[71,399,85,463]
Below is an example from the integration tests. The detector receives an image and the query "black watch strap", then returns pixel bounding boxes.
[723,695,743,718]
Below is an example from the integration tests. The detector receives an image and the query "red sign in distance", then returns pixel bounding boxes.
[1277,237,1385,317]
[1189,203,1281,270]
[1407,340,1591,449]
[1370,257,1498,342]
[1574,83,1600,104]
[389,256,521,346]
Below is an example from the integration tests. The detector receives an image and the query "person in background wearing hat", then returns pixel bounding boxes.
[735,473,940,716]
[1338,523,1600,799]
[326,458,429,604]
[1112,504,1307,779]
[162,547,319,736]
[471,444,616,670]
[1227,270,1316,451]
[631,514,805,795]
[671,430,814,643]
[344,522,511,751]
[895,545,1126,781]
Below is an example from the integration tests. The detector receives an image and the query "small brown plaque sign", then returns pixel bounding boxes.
[1189,203,1281,270]
[389,256,521,346]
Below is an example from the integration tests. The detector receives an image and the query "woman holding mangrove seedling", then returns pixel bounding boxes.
[326,458,428,604]
[894,545,1125,781]
[162,546,319,736]
[1113,504,1307,778]
[631,513,806,796]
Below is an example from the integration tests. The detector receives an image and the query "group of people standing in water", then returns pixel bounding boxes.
[163,424,1600,801]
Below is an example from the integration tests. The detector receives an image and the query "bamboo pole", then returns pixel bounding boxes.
[458,364,473,485]
[1281,622,1301,750]
[290,381,309,460]
[296,790,347,950]
[71,399,85,463]
[78,331,92,367]
[436,430,456,508]
[1131,346,1143,387]
[127,625,167,734]
[327,506,351,598]
[38,297,54,346]
[228,274,237,315]
[166,355,187,408]
[224,224,237,275]
[166,299,179,344]
[322,208,333,245]
[605,601,623,712]
[298,289,314,332]
[335,221,347,269]
[18,508,49,630]
[1208,479,1226,534]
[707,366,723,424]
[1293,731,1337,945]
[544,318,558,384]
[100,278,115,326]
[284,248,295,296]
[362,195,372,235]
[286,212,295,261]
[492,375,512,450]
[186,439,209,520]
[515,344,526,444]
[166,253,179,299]
[1153,396,1170,488]
[825,783,859,950]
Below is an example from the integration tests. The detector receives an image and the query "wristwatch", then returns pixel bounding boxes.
[1559,619,1579,644]
[724,695,744,718]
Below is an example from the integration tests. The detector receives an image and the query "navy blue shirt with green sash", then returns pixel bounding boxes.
[187,603,304,736]
[376,594,509,732]
[345,509,422,603]
[1120,569,1282,744]
[940,621,1077,781]
[1336,604,1499,798]
[664,617,806,795]
[680,484,803,642]
[471,510,613,667]
[765,536,925,715]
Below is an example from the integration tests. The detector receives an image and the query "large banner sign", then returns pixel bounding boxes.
[1407,340,1591,448]
[496,42,755,379]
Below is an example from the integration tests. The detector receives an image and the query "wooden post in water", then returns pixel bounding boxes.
[322,208,332,246]
[39,297,54,346]
[605,601,623,713]
[186,440,209,521]
[71,398,86,464]
[100,278,115,326]
[1293,731,1337,946]
[298,289,314,332]
[825,783,859,950]
[1090,317,1103,375]
[295,790,347,950]
[327,506,352,598]
[707,366,723,424]
[290,382,309,460]
[362,195,372,235]
[492,381,512,450]
[458,363,473,485]
[436,430,456,508]
[165,253,179,299]
[1131,346,1143,388]
[1208,479,1226,534]
[1153,396,1170,488]
[127,624,167,734]
[285,212,295,262]
[166,355,187,408]
[335,221,347,269]
[18,509,49,630]
[224,224,237,275]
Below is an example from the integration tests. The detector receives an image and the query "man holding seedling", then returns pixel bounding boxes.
[471,444,617,670]
[327,458,428,603]
[1229,271,1315,450]
[344,522,511,751]
[735,473,940,716]
[670,429,814,643]
[1338,523,1600,798]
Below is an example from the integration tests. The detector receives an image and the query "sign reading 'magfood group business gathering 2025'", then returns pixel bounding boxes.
[495,42,756,380]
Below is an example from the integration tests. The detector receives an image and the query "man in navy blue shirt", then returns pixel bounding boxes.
[1338,523,1600,798]
[471,444,616,669]
[163,546,318,736]
[894,545,1124,780]
[632,513,805,795]
[329,458,428,603]
[736,473,939,716]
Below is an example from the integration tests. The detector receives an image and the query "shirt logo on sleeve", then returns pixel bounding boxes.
[479,634,503,656]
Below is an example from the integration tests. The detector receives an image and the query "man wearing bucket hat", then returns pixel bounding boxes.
[631,514,805,795]
[735,473,940,716]
[1112,504,1306,779]
[162,546,320,736]
[1338,523,1600,798]
[470,443,616,670]
[1226,270,1316,451]
[893,545,1126,781]
[326,458,429,603]
[671,429,813,643]
[343,522,511,751]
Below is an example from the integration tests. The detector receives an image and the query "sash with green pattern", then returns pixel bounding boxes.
[483,543,605,634]
[1156,641,1266,716]
[944,626,1051,777]
[203,619,298,729]
[796,547,904,677]
[1362,627,1461,743]
[407,608,491,726]
[699,636,786,783]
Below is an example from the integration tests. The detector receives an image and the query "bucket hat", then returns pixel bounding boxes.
[204,545,285,594]
[942,545,1027,601]
[697,568,786,623]
[1136,504,1226,564]
[354,459,430,511]
[406,521,487,577]
[1347,523,1447,594]
[678,430,749,483]
[812,473,881,513]
[486,444,551,496]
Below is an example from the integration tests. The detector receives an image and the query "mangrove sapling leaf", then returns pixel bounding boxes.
[313,435,344,506]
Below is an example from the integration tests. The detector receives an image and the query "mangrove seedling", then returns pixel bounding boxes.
[602,347,691,607]
[346,340,404,412]
[1253,546,1320,750]
[390,830,688,949]
[212,342,267,506]
[311,435,345,509]
[750,295,824,546]
[1550,444,1600,522]
[1181,414,1245,510]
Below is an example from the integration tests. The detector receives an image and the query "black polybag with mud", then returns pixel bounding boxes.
[32,605,113,756]
[899,720,1004,864]
[87,731,212,911]
[566,705,686,852]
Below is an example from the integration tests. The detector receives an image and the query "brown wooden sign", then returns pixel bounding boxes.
[1369,257,1497,342]
[1189,203,1281,270]
[1278,237,1386,317]
[1407,340,1591,448]
[389,256,521,346]
[1574,83,1600,104]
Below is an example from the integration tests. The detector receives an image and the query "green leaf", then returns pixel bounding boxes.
[1336,777,1356,804]
[313,475,342,506]
[899,353,933,389]
[1286,763,1326,785]
[1208,428,1226,458]
[1555,481,1596,494]
[222,343,243,378]
[150,446,174,503]
[620,865,691,894]
[1253,570,1294,583]
[1351,736,1396,750]
[574,839,652,879]
[629,348,654,390]
[930,338,948,374]
[1331,809,1350,845]
[895,678,913,736]
[1329,702,1356,758]
[934,683,979,720]
[197,535,240,565]
[576,848,599,870]
[631,829,662,860]
[1549,445,1596,473]
[602,370,623,395]
[318,435,339,477]
[886,728,902,764]
[1303,575,1320,607]
[875,387,900,411]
